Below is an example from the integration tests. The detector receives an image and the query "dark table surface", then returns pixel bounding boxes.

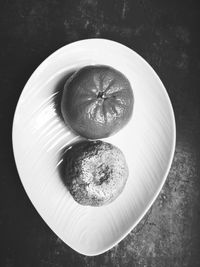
[0,0,200,266]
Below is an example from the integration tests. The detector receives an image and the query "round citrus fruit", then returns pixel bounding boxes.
[61,140,129,206]
[61,65,134,139]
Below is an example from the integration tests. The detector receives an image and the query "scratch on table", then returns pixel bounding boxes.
[121,0,129,19]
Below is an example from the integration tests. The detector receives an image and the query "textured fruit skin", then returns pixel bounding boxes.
[61,65,134,139]
[62,140,129,206]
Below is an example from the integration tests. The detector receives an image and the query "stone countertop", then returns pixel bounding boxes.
[0,0,200,266]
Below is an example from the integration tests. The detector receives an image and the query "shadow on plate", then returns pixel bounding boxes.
[53,70,75,122]
[52,70,86,189]
[57,140,85,189]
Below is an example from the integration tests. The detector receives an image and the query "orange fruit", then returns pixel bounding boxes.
[61,65,134,139]
[61,140,128,206]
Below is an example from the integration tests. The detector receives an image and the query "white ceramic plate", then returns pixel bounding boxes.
[12,39,176,256]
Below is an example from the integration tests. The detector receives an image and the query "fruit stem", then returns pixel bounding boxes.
[97,91,105,99]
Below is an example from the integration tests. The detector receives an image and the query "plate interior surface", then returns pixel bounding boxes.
[12,39,176,256]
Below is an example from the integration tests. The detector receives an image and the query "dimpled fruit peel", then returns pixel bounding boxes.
[61,140,129,206]
[61,65,134,139]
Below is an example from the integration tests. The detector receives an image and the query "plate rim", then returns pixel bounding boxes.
[12,38,176,256]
